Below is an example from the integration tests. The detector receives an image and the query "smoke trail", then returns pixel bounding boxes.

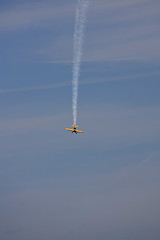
[72,0,89,125]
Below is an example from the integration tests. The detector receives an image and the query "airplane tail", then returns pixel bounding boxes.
[72,125,79,128]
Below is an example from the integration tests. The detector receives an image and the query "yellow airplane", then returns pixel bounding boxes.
[66,125,84,134]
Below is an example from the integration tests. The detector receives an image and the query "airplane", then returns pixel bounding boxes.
[66,125,84,134]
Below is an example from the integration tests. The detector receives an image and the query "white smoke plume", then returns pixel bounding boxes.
[72,0,89,125]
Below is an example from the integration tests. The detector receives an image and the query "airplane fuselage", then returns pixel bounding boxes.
[72,127,78,134]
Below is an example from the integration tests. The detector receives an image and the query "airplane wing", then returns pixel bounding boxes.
[66,128,73,131]
[76,130,84,133]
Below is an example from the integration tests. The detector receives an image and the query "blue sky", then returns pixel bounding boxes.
[0,0,160,239]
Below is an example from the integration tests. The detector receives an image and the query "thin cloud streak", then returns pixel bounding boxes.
[35,0,160,62]
[0,70,159,94]
[0,2,73,31]
[1,0,160,62]
[0,82,70,94]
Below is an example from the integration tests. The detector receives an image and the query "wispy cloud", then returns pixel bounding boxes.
[0,1,73,31]
[79,103,160,150]
[1,151,160,240]
[1,102,160,150]
[84,0,160,61]
[0,70,159,94]
[1,0,159,62]
[36,0,160,62]
[0,82,70,94]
